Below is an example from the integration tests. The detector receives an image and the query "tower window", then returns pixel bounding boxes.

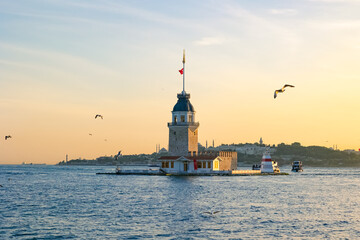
[189,115,193,122]
[174,116,177,123]
[181,115,185,122]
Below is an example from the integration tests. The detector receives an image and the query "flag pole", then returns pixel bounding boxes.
[182,49,185,95]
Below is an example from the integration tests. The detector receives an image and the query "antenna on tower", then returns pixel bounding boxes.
[182,49,186,95]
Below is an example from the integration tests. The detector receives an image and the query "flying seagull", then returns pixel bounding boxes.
[95,114,103,119]
[274,84,295,99]
[5,135,11,140]
[114,151,122,160]
[89,133,93,136]
[203,210,221,215]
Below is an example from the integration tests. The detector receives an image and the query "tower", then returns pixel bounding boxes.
[168,50,199,156]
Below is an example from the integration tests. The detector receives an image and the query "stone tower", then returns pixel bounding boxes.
[168,50,199,156]
[168,93,199,156]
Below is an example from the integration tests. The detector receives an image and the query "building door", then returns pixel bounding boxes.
[184,162,188,172]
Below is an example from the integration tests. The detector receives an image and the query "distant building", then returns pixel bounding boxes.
[216,143,275,155]
[259,137,263,145]
[159,147,168,154]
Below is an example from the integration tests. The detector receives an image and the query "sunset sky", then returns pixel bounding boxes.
[1,0,360,164]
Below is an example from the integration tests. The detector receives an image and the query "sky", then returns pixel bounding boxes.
[1,0,360,164]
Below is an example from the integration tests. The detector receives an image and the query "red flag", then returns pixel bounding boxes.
[193,159,198,170]
[179,68,183,75]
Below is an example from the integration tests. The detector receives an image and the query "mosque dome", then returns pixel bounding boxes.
[172,93,194,112]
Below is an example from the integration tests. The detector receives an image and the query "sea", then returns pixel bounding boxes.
[0,165,359,239]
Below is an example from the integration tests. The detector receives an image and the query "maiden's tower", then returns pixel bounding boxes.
[160,51,237,174]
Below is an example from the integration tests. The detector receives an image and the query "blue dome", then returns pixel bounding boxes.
[173,93,195,112]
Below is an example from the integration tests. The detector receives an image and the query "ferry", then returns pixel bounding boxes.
[291,161,303,172]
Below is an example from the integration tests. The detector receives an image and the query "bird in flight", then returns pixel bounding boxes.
[89,133,93,136]
[203,210,221,215]
[114,151,122,160]
[5,135,11,140]
[274,84,295,99]
[95,114,103,119]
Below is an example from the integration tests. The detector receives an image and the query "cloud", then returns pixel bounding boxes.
[307,20,360,30]
[268,9,298,16]
[308,0,360,2]
[194,37,226,46]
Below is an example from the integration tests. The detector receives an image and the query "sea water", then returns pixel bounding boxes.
[0,165,359,239]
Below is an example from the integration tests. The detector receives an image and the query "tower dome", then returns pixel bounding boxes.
[173,93,194,112]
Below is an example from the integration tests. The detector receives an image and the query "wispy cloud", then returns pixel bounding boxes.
[307,20,360,30]
[308,0,360,2]
[268,9,298,16]
[194,37,227,46]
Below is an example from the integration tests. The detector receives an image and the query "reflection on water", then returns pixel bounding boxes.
[0,165,359,239]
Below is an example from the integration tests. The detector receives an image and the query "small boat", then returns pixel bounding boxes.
[291,161,303,172]
[252,164,261,170]
[272,160,280,173]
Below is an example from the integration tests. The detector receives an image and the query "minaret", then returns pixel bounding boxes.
[168,50,199,156]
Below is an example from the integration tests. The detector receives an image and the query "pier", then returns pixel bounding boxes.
[96,169,288,176]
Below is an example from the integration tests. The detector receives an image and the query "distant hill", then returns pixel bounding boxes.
[58,152,167,166]
[58,142,360,167]
[237,142,360,167]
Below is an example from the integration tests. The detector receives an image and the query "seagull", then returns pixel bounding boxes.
[274,84,295,99]
[95,114,103,119]
[203,210,221,215]
[5,135,11,140]
[114,151,122,160]
[89,133,93,136]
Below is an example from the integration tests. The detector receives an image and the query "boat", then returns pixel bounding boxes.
[291,161,303,172]
[252,164,261,170]
[272,160,280,173]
